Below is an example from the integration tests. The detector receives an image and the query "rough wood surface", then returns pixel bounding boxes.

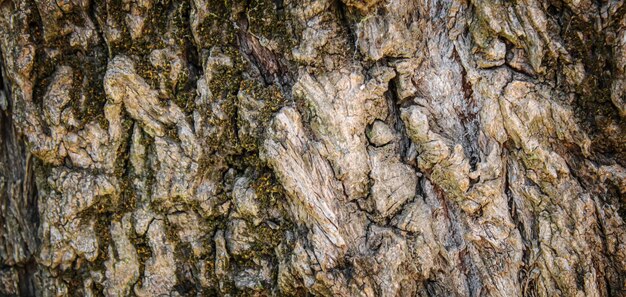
[0,0,625,296]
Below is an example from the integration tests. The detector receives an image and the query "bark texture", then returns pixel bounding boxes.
[1,0,626,296]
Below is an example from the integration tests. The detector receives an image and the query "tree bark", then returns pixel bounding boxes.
[1,0,625,296]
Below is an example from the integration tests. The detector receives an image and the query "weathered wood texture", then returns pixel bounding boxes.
[1,0,625,296]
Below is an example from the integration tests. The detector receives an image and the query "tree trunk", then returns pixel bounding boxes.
[1,0,625,296]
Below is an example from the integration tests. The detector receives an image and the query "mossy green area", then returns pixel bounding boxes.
[26,0,110,132]
[237,82,284,152]
[194,0,289,171]
[244,0,295,54]
[129,230,154,294]
[21,0,296,294]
